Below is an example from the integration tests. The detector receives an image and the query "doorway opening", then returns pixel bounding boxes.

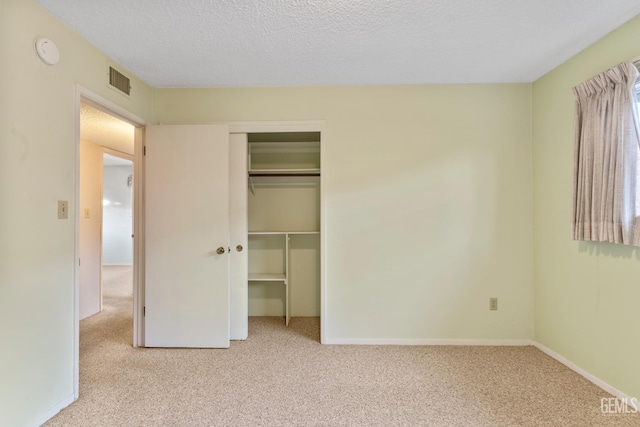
[79,102,135,324]
[74,85,146,399]
[101,152,134,329]
[102,152,133,270]
[246,132,321,333]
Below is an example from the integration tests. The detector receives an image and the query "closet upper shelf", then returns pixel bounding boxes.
[247,133,321,190]
[248,141,319,154]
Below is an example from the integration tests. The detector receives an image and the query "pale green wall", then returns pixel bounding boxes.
[0,0,153,425]
[532,16,640,399]
[155,84,534,342]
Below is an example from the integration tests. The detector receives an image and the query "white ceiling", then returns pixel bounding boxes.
[37,0,640,88]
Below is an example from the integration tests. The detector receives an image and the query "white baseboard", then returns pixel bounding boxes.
[31,393,76,427]
[324,338,533,346]
[533,341,637,410]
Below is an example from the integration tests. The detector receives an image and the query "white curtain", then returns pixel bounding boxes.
[572,62,640,246]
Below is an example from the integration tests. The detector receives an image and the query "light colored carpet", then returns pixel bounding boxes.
[46,266,639,426]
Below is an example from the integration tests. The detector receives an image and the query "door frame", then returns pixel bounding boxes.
[228,121,327,344]
[74,85,146,399]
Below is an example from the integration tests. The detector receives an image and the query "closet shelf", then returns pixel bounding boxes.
[248,273,286,282]
[248,168,320,177]
[249,141,319,154]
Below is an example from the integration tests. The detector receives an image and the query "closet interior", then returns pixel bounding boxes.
[246,132,321,325]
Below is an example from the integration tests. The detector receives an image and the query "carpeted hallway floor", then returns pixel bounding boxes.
[45,266,639,426]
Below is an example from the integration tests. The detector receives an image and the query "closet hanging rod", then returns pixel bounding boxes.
[249,173,320,177]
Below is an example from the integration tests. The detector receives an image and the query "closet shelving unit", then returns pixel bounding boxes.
[247,135,320,326]
[247,231,320,325]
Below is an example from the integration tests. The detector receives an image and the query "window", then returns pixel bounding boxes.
[572,62,640,246]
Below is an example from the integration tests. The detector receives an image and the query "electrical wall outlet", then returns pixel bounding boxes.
[489,297,498,311]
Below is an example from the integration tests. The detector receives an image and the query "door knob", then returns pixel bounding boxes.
[236,245,243,252]
[216,247,226,255]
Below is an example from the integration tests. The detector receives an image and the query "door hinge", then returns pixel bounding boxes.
[143,306,146,316]
[143,146,146,156]
[78,258,81,266]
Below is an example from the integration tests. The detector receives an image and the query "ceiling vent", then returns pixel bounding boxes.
[108,66,131,96]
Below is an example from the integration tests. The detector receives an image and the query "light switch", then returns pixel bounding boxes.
[58,200,68,219]
[84,208,90,219]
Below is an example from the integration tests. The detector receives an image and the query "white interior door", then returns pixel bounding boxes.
[145,124,230,348]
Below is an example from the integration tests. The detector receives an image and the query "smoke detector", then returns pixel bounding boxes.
[34,38,60,65]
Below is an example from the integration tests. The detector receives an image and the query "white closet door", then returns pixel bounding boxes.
[145,124,230,348]
[229,133,248,340]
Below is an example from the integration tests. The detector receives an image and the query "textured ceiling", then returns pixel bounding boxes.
[37,0,640,87]
[80,102,135,155]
